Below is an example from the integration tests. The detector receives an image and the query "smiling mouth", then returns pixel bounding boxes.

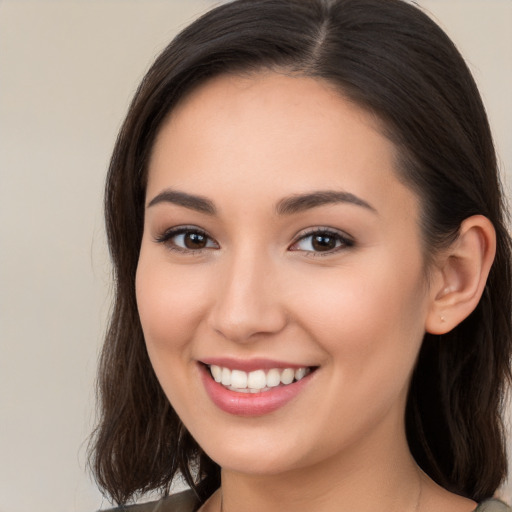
[207,365,315,393]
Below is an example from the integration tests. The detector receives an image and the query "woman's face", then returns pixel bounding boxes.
[136,72,435,476]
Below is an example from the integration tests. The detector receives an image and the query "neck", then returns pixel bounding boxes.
[217,421,423,512]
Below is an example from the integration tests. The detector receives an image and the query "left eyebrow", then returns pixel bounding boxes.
[275,190,377,215]
[147,189,217,215]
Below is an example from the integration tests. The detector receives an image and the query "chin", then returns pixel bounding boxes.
[197,425,333,478]
[209,449,303,476]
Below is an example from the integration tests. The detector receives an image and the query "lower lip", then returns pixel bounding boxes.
[199,365,314,417]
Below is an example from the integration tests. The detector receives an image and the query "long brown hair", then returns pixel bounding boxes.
[89,0,512,505]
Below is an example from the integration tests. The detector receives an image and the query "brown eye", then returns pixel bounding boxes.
[290,229,354,254]
[184,231,208,249]
[155,227,219,252]
[311,233,337,251]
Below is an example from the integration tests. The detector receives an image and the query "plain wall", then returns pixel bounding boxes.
[0,1,510,511]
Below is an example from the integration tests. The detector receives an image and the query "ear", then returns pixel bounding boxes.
[425,215,496,335]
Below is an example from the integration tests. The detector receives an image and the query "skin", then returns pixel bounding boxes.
[136,72,485,512]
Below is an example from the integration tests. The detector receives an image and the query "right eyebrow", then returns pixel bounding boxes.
[275,190,377,215]
[147,189,217,215]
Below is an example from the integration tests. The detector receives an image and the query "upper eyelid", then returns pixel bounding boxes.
[153,225,217,245]
[153,225,353,249]
[292,226,353,242]
[289,227,354,253]
[155,224,209,236]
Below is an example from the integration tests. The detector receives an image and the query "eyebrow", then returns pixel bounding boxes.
[147,189,216,215]
[275,190,377,215]
[147,188,376,216]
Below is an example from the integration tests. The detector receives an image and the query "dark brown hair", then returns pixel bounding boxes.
[89,0,512,506]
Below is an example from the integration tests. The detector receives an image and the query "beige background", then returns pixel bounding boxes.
[0,1,511,511]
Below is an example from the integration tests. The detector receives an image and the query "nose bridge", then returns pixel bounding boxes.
[209,245,286,342]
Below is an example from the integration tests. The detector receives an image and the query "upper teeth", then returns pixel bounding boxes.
[209,365,310,393]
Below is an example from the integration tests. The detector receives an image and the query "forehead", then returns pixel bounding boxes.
[157,71,386,153]
[147,72,418,220]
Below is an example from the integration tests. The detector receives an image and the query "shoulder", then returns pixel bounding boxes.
[475,499,512,512]
[99,490,199,512]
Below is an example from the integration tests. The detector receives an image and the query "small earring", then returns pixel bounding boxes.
[440,315,446,323]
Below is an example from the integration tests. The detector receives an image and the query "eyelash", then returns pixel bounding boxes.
[290,227,354,256]
[154,226,354,256]
[154,226,218,254]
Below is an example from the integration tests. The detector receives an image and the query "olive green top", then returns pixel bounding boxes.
[102,490,511,512]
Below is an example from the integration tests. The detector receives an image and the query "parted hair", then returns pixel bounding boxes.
[89,0,512,506]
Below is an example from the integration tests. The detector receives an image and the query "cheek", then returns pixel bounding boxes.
[135,253,210,356]
[295,265,428,445]
[135,252,213,416]
[291,254,428,379]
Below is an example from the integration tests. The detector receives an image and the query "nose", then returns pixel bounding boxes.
[207,250,288,343]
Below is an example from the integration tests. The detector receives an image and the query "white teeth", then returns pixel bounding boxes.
[247,369,266,390]
[230,370,248,389]
[266,368,281,387]
[221,367,231,386]
[280,368,295,385]
[294,367,306,381]
[209,365,311,392]
[210,365,222,383]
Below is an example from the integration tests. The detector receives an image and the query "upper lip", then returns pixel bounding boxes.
[199,357,315,372]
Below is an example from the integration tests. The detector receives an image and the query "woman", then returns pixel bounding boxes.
[90,0,512,511]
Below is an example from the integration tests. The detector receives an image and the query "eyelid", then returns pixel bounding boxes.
[289,227,354,254]
[153,225,219,253]
[152,224,353,255]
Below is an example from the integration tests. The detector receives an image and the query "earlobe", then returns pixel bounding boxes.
[425,215,496,335]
